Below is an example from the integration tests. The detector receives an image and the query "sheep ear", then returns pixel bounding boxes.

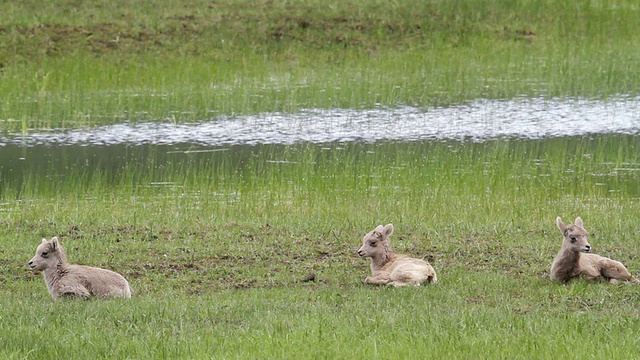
[41,238,48,244]
[556,217,567,233]
[383,224,394,238]
[50,237,59,251]
[574,217,584,228]
[373,225,385,234]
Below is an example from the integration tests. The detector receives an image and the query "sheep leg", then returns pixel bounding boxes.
[58,283,91,299]
[388,281,420,287]
[389,273,422,287]
[364,275,392,285]
[599,259,635,283]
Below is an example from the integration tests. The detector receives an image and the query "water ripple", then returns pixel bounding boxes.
[2,97,640,146]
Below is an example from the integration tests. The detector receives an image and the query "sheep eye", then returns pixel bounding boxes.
[41,251,48,257]
[369,241,377,247]
[570,237,577,244]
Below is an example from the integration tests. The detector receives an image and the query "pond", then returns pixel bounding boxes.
[1,97,639,199]
[1,96,639,147]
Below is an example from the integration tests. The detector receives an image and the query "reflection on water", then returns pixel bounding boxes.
[1,97,640,146]
[1,136,640,199]
[1,98,640,200]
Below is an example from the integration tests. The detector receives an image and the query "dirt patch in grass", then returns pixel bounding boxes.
[24,222,354,294]
[7,221,558,294]
[0,0,510,63]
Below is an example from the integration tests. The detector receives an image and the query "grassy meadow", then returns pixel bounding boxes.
[2,0,640,359]
[3,137,640,359]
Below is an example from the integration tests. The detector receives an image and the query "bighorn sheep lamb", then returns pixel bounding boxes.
[29,237,133,299]
[551,217,638,284]
[357,224,437,286]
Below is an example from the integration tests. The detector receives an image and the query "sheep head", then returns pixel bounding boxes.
[556,216,591,253]
[28,237,64,271]
[358,223,394,259]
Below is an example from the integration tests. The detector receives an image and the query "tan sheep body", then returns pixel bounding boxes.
[357,224,437,287]
[29,237,133,300]
[550,217,638,284]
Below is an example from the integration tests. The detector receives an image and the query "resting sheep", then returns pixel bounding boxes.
[28,237,133,300]
[357,223,437,287]
[551,217,638,284]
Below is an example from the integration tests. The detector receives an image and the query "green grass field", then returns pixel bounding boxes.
[2,0,640,359]
[3,137,640,358]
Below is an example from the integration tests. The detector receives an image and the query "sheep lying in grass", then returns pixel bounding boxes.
[28,237,133,300]
[551,217,639,284]
[357,224,437,287]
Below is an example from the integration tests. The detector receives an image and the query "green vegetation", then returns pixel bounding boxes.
[3,136,640,358]
[2,0,640,132]
[2,0,640,359]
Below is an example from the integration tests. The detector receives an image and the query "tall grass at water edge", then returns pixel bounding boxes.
[3,136,640,222]
[2,0,640,131]
[1,43,638,132]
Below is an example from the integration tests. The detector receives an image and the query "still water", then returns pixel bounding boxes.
[1,97,639,197]
[1,97,639,147]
